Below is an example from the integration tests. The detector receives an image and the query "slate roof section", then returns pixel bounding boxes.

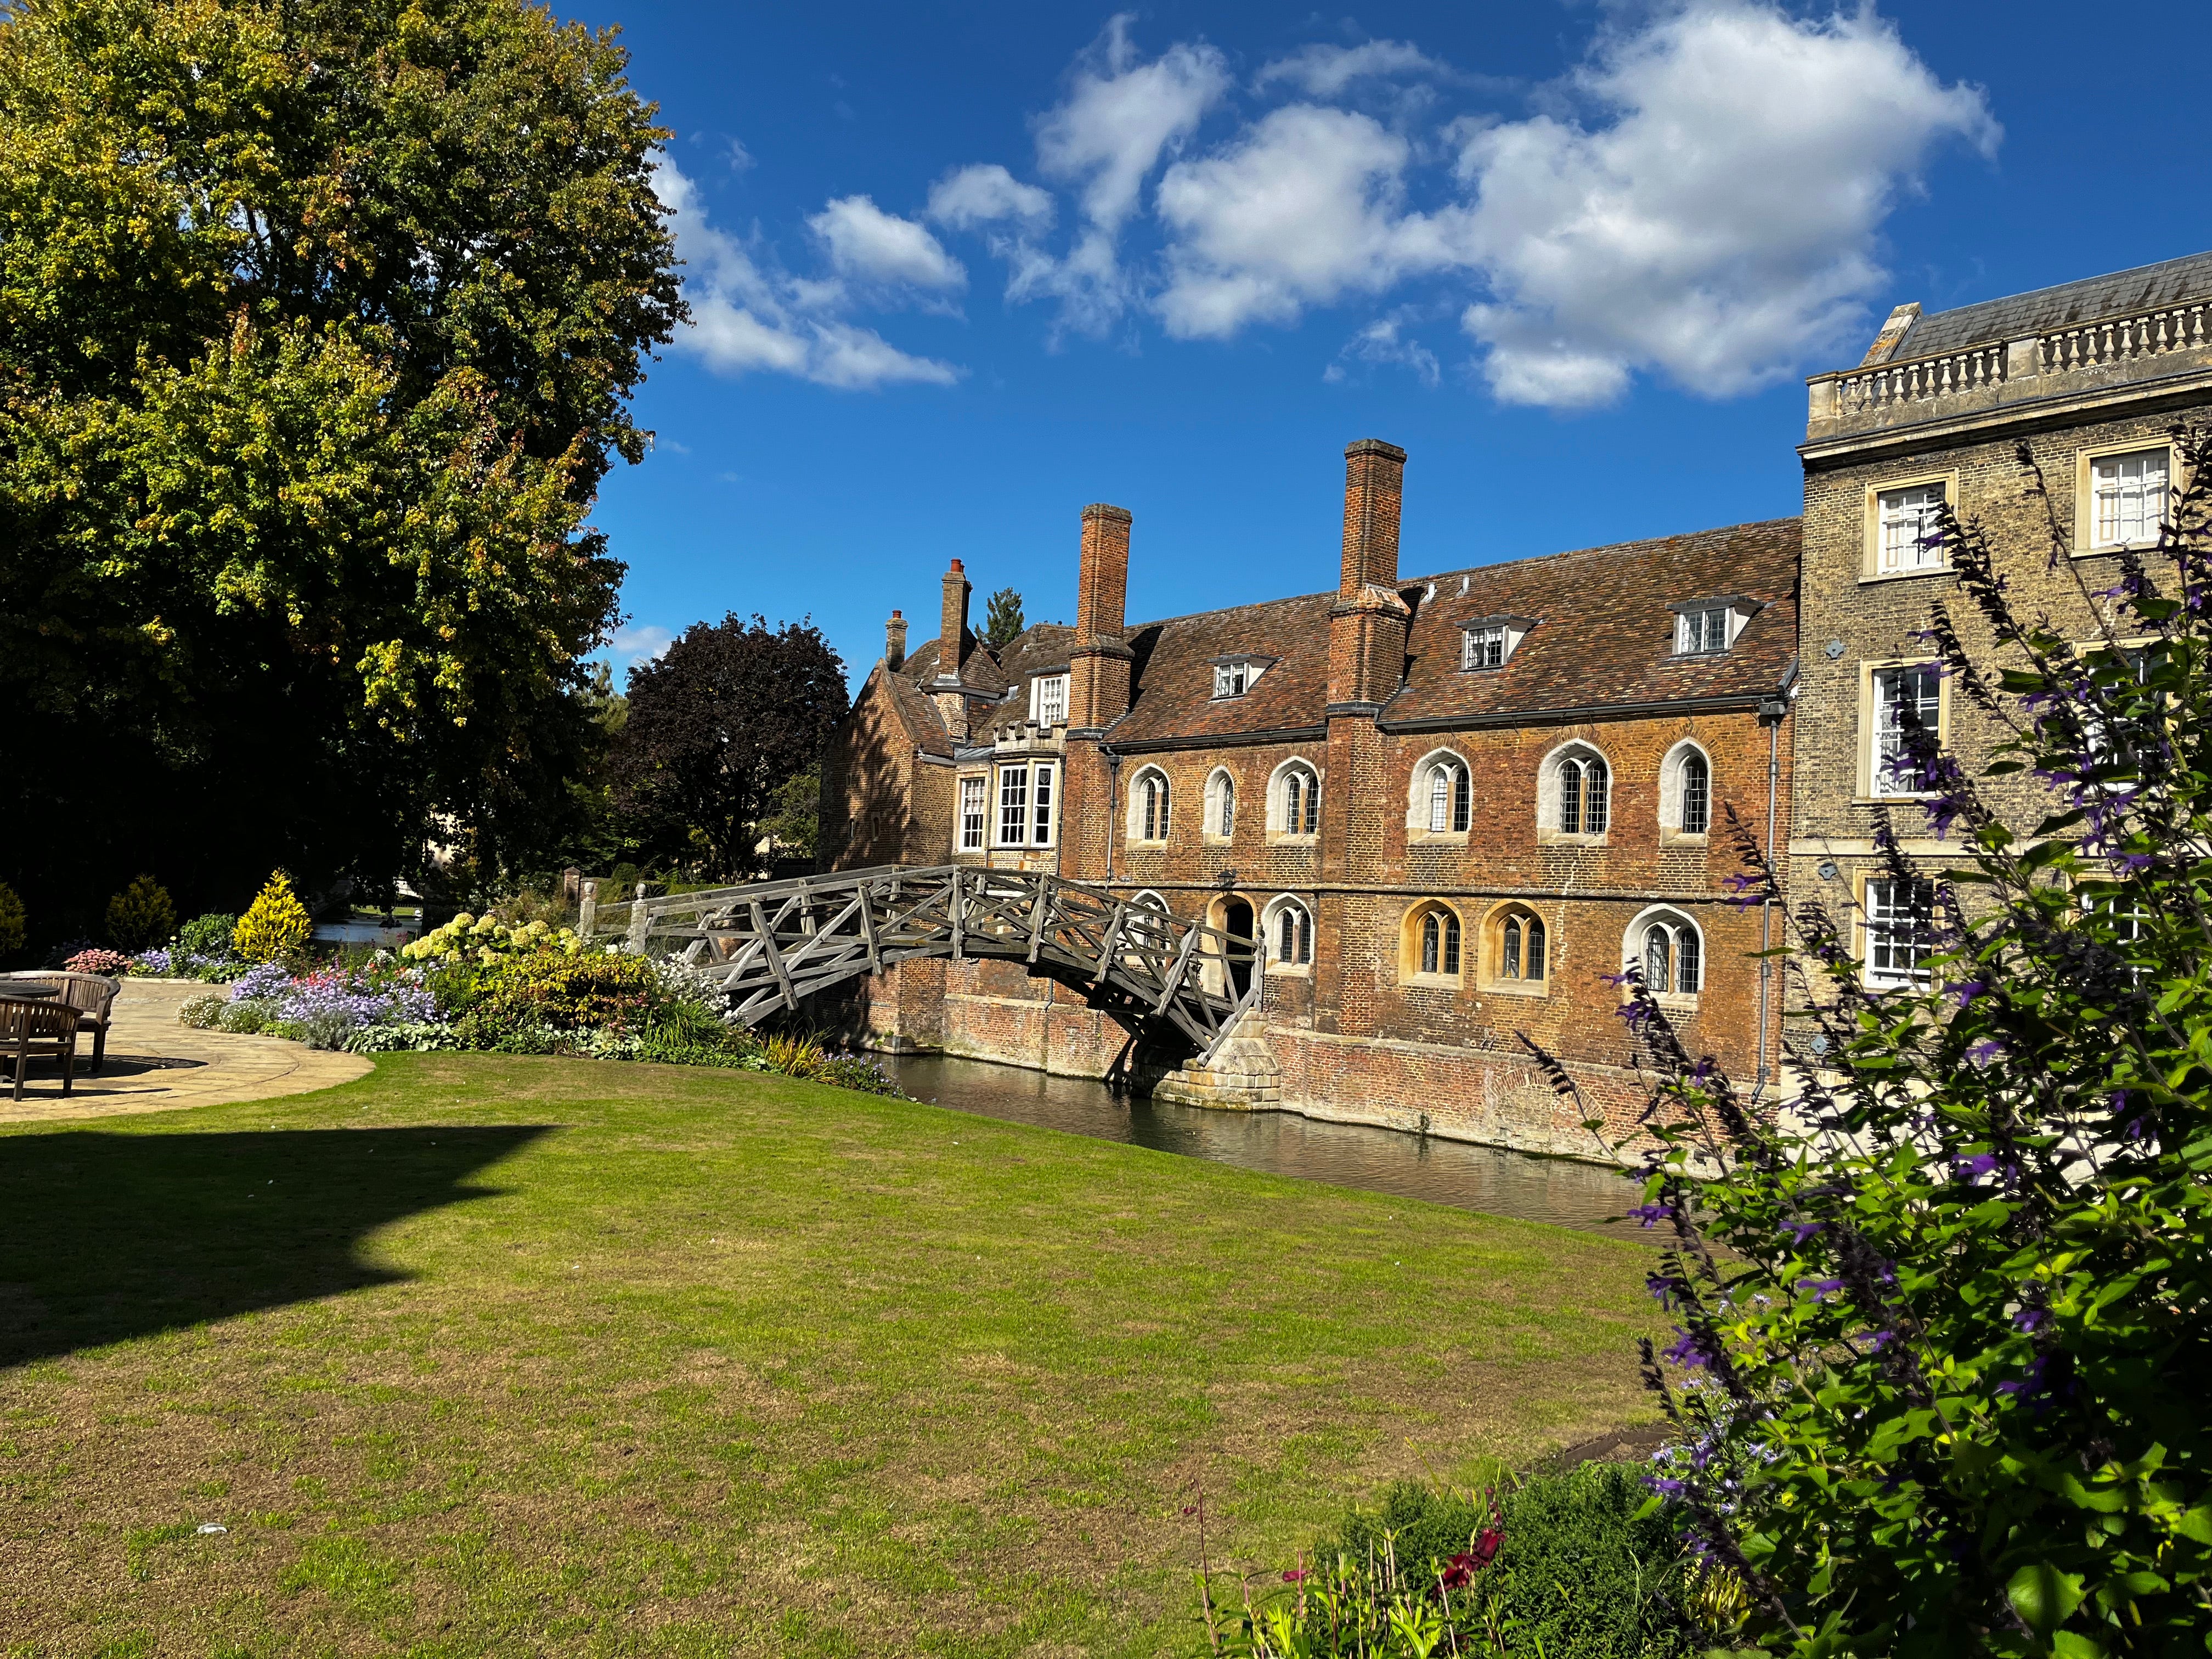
[979,624,1079,738]
[1097,518,1799,748]
[1894,251,2212,359]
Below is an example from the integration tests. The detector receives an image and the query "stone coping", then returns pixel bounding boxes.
[0,979,370,1126]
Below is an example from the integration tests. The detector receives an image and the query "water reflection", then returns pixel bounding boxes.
[884,1053,1646,1238]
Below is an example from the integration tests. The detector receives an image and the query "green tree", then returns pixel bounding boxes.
[103,875,176,952]
[759,765,821,861]
[1593,434,2212,1657]
[982,586,1025,650]
[0,0,684,933]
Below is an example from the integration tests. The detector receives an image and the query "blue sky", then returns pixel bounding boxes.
[575,1,2208,687]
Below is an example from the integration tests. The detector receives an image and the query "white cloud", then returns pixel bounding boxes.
[613,625,674,665]
[928,164,1055,232]
[1035,16,1230,232]
[655,159,962,390]
[1254,39,1455,97]
[809,195,966,290]
[1453,2,1999,406]
[1323,312,1442,388]
[1154,105,1463,339]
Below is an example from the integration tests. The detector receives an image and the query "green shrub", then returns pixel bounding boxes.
[0,882,25,958]
[178,992,225,1029]
[104,874,176,952]
[177,913,238,957]
[233,873,311,962]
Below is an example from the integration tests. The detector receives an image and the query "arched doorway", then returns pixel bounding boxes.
[1222,896,1255,998]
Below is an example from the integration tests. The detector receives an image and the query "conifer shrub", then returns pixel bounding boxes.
[232,873,312,962]
[0,882,24,960]
[103,875,176,952]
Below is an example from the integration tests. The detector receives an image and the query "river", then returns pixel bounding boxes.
[883,1052,1649,1238]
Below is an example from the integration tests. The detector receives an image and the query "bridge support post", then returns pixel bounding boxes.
[1150,1004,1282,1110]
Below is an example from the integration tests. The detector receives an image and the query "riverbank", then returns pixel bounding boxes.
[0,1049,1663,1655]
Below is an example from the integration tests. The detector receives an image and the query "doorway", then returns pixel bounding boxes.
[1222,897,1255,999]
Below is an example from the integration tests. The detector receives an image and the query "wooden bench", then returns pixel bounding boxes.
[0,997,82,1101]
[0,972,118,1073]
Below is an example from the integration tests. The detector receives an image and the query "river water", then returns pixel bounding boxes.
[883,1052,1647,1238]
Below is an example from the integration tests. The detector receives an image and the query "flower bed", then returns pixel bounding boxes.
[178,944,899,1096]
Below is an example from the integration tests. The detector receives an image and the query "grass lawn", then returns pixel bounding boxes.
[0,1053,1662,1658]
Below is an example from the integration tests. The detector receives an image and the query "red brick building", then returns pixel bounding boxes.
[819,438,1798,1154]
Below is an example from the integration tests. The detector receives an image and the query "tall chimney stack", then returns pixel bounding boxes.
[1068,504,1135,730]
[884,608,907,672]
[938,558,970,684]
[1339,438,1407,594]
[1075,504,1131,645]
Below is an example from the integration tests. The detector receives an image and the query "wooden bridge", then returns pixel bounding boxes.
[583,866,1261,1063]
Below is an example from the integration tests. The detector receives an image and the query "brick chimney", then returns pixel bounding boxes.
[884,608,907,672]
[1339,438,1406,594]
[1327,439,1411,712]
[936,558,970,684]
[1069,504,1135,730]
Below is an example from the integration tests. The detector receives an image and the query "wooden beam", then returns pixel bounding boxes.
[949,870,964,959]
[749,899,798,1011]
[1153,926,1201,1015]
[859,891,882,974]
[1025,883,1051,964]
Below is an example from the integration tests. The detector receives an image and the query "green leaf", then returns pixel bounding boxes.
[2007,1562,2085,1635]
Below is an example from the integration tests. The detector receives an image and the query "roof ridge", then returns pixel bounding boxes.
[1915,249,2212,322]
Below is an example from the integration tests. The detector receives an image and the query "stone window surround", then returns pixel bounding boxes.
[1477,900,1550,998]
[1405,747,1472,843]
[1267,757,1322,842]
[1859,469,1962,583]
[1398,899,1465,986]
[1623,904,1703,1008]
[1855,657,1949,802]
[2074,437,2181,557]
[1126,765,1172,845]
[1203,766,1238,844]
[1855,870,1937,992]
[1658,738,1713,844]
[1261,894,1314,974]
[1536,740,1612,845]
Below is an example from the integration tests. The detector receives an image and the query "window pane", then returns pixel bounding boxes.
[1681,752,1709,834]
[1032,764,1053,844]
[1301,772,1317,834]
[1453,765,1471,832]
[1878,482,1946,572]
[1866,877,1934,986]
[1527,918,1546,980]
[1585,757,1609,833]
[1278,910,1294,961]
[960,777,985,850]
[2094,448,2169,546]
[1560,759,1581,834]
[1442,916,1460,976]
[998,766,1028,845]
[1874,665,1942,795]
[1421,914,1439,974]
[1502,917,1522,979]
[1429,766,1450,832]
[1677,927,1701,995]
[1644,924,1671,990]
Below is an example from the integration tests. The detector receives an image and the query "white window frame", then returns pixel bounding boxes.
[1030,673,1069,727]
[1869,662,1943,798]
[1271,759,1321,840]
[1675,607,1729,654]
[1462,625,1508,670]
[1863,474,1956,579]
[1408,749,1471,837]
[1205,768,1237,842]
[1212,659,1265,699]
[1541,743,1611,840]
[1262,895,1313,971]
[2085,444,2171,551]
[958,774,986,852]
[1863,876,1934,990]
[1659,741,1712,840]
[995,760,1057,849]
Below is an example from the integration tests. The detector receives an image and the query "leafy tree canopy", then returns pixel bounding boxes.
[616,616,848,881]
[982,585,1025,650]
[0,0,684,930]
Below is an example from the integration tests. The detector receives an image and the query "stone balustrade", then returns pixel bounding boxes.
[1809,298,2212,438]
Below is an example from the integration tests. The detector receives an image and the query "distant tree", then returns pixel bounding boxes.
[983,586,1026,649]
[0,0,684,933]
[759,766,822,860]
[616,617,849,880]
[103,876,176,952]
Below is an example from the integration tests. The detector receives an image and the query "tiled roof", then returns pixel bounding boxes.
[1895,251,2212,359]
[1103,520,1799,746]
[980,624,1078,738]
[877,665,956,758]
[1384,520,1800,725]
[899,631,1009,698]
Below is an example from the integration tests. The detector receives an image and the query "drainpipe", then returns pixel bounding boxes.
[1756,672,1796,1094]
[1102,746,1122,884]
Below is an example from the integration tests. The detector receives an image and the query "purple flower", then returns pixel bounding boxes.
[1965,1040,2005,1067]
[1782,1221,1823,1244]
[1949,980,1988,1009]
[2013,1306,2050,1333]
[1953,1153,1998,1180]
[1796,1277,1845,1301]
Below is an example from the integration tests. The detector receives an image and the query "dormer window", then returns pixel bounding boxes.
[1030,673,1069,726]
[1210,656,1274,698]
[1459,614,1532,671]
[1671,596,1757,656]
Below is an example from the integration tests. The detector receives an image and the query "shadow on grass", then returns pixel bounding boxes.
[0,1126,551,1368]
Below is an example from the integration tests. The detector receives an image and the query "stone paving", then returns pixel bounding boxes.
[0,979,370,1125]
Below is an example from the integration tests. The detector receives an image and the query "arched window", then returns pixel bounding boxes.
[1407,904,1462,979]
[1660,742,1712,838]
[1415,753,1471,834]
[1627,909,1703,998]
[1487,905,1549,988]
[1549,747,1611,837]
[1130,769,1171,843]
[1273,761,1321,837]
[1264,897,1313,967]
[1206,769,1237,839]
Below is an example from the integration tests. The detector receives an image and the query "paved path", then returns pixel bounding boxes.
[0,979,371,1126]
